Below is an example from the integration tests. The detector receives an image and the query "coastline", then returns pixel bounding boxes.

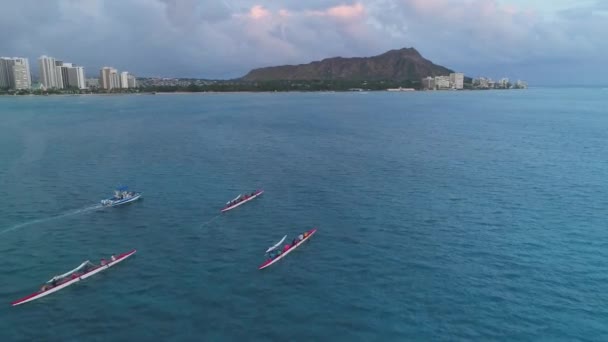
[0,88,528,97]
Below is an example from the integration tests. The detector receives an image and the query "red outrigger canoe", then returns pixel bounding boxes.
[11,249,136,307]
[259,228,317,270]
[221,189,264,213]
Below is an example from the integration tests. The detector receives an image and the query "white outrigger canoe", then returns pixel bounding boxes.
[221,189,264,213]
[11,249,136,307]
[259,228,317,270]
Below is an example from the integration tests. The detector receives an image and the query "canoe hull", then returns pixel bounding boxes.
[221,190,263,213]
[11,249,136,307]
[259,229,316,270]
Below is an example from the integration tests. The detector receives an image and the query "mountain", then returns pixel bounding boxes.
[241,48,453,82]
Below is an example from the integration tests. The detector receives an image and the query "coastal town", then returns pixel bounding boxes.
[0,55,137,93]
[422,73,528,90]
[1,55,527,94]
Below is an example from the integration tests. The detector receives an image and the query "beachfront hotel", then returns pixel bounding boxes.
[38,55,87,90]
[0,57,31,90]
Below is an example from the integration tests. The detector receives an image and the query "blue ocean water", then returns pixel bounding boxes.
[1,89,608,341]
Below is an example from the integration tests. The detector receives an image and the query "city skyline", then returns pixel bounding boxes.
[0,0,606,85]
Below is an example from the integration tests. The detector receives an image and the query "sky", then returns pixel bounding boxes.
[1,0,607,85]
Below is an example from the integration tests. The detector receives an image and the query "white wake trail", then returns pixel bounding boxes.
[0,204,103,235]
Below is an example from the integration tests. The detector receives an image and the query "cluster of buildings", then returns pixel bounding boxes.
[472,77,527,89]
[39,55,86,89]
[137,77,212,88]
[99,67,137,90]
[0,55,138,91]
[423,72,528,90]
[423,73,465,90]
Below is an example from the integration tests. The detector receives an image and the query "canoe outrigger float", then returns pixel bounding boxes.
[221,189,263,213]
[101,186,142,207]
[259,228,317,270]
[11,249,136,307]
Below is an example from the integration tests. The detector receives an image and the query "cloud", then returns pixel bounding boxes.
[0,0,606,84]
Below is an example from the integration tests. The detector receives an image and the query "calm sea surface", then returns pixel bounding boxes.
[1,90,608,341]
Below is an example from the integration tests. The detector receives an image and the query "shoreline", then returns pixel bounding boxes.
[0,88,528,97]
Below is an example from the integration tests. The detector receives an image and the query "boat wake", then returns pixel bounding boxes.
[199,215,221,229]
[0,204,103,236]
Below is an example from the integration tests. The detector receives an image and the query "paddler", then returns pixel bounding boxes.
[298,234,304,241]
[100,258,107,266]
[111,255,116,261]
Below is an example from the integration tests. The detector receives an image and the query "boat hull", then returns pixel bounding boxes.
[221,190,263,213]
[101,193,142,207]
[259,228,316,270]
[11,249,137,307]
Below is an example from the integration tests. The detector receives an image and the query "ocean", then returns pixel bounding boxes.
[1,89,607,341]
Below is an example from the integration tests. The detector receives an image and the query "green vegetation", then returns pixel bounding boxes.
[141,79,422,93]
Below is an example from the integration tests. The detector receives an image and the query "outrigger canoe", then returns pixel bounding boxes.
[11,249,136,307]
[221,189,264,213]
[259,228,317,270]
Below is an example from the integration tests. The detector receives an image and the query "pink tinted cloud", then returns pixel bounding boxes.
[249,5,270,20]
[306,2,366,21]
[327,3,365,19]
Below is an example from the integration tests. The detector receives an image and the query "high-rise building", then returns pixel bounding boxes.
[0,58,14,89]
[66,66,86,89]
[111,70,120,89]
[422,76,435,90]
[434,75,451,89]
[449,73,464,90]
[0,57,31,90]
[75,66,86,89]
[127,74,137,88]
[40,56,87,90]
[100,67,120,90]
[12,58,31,90]
[120,71,129,89]
[39,55,62,89]
[57,62,70,89]
[56,62,86,89]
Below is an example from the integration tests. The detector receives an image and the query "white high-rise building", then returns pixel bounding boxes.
[67,66,86,89]
[422,76,435,90]
[449,72,464,90]
[0,57,31,90]
[75,66,86,89]
[100,67,120,90]
[0,58,14,89]
[12,58,31,90]
[120,71,129,89]
[434,75,451,89]
[127,74,137,88]
[39,55,62,89]
[110,70,120,89]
